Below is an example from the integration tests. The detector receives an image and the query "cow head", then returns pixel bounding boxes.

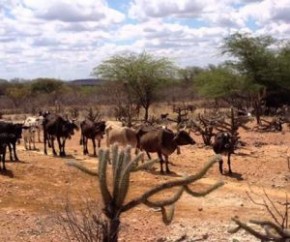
[213,132,232,153]
[94,121,106,134]
[174,130,196,146]
[61,119,79,139]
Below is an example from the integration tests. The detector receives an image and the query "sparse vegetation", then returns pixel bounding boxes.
[67,145,223,242]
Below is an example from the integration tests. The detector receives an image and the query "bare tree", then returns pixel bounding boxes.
[229,189,290,241]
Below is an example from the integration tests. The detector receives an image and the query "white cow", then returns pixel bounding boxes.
[106,126,138,150]
[22,124,37,150]
[23,115,44,143]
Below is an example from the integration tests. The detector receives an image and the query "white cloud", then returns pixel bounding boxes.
[1,0,290,80]
[128,0,205,20]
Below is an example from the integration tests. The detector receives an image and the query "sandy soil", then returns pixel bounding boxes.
[1,122,290,242]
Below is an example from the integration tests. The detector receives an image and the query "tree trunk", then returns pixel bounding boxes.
[144,106,149,121]
[254,100,261,125]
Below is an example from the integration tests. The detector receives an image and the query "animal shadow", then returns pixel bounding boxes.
[61,154,76,159]
[224,171,244,181]
[147,169,182,177]
[87,154,98,158]
[6,159,26,164]
[0,169,14,178]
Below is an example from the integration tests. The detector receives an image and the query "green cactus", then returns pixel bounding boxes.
[67,144,223,242]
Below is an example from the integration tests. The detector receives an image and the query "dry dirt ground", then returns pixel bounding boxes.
[1,122,290,242]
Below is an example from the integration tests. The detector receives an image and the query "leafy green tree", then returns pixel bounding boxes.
[0,79,9,95]
[276,41,290,89]
[93,52,176,121]
[178,66,204,84]
[221,33,282,123]
[30,78,64,94]
[6,84,31,108]
[222,33,277,89]
[196,65,245,102]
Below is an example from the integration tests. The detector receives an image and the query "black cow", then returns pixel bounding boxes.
[137,127,196,174]
[0,141,7,171]
[43,113,79,157]
[212,132,233,175]
[80,119,106,156]
[0,122,23,161]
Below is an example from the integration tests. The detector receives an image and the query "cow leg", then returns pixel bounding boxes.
[82,136,87,155]
[12,142,19,161]
[92,138,96,156]
[164,155,171,174]
[56,136,62,156]
[51,137,57,156]
[28,136,31,150]
[0,155,2,171]
[24,138,28,150]
[32,134,36,150]
[44,131,48,155]
[85,137,89,155]
[61,138,66,157]
[219,159,223,175]
[8,143,13,161]
[57,136,64,156]
[157,152,164,174]
[2,146,6,171]
[146,152,151,160]
[227,153,232,175]
[37,128,41,143]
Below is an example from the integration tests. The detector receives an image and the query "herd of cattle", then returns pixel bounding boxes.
[0,112,232,175]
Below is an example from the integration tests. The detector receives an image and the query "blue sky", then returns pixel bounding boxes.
[1,0,290,81]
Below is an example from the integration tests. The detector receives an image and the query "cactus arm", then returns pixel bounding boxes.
[98,149,112,205]
[114,151,145,205]
[114,148,131,207]
[121,152,144,174]
[161,205,175,225]
[111,144,119,173]
[112,150,125,204]
[143,187,184,207]
[184,181,224,197]
[66,160,98,176]
[131,158,159,172]
[121,155,222,213]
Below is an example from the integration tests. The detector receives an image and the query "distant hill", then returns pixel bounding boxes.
[69,78,105,86]
[0,79,8,83]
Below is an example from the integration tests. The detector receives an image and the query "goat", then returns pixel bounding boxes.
[43,113,79,157]
[212,132,233,175]
[137,127,195,174]
[0,122,22,161]
[80,119,106,156]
